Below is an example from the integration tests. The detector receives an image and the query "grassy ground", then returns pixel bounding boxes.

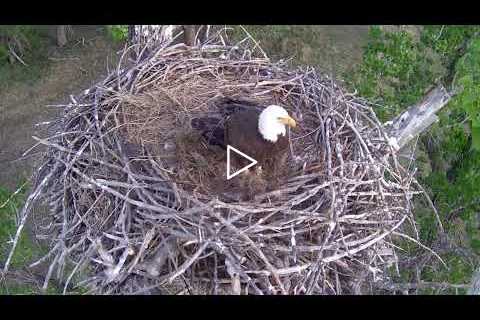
[0,25,121,191]
[227,25,369,77]
[0,185,34,269]
[0,27,54,81]
[0,184,54,294]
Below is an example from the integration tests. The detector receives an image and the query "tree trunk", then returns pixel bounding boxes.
[56,25,68,47]
[127,25,183,61]
[183,25,196,46]
[127,25,211,61]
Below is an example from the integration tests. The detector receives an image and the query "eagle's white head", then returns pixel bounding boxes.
[258,105,297,143]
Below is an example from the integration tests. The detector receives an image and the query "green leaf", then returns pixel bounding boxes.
[471,124,480,150]
[107,25,128,42]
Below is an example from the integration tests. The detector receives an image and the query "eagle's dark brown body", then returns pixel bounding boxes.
[225,109,289,171]
[191,98,290,178]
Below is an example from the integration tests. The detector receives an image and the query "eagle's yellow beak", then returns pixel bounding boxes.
[278,116,297,128]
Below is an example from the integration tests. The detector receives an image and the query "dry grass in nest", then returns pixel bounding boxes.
[17,31,439,295]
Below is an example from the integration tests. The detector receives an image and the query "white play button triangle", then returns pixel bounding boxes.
[226,145,258,180]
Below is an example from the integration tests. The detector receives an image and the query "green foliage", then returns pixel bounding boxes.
[454,38,480,149]
[421,252,473,294]
[348,25,480,290]
[0,185,64,295]
[0,281,60,295]
[0,283,39,295]
[430,33,480,260]
[0,26,50,87]
[0,43,8,61]
[346,26,444,121]
[0,26,43,64]
[421,26,480,65]
[107,25,128,42]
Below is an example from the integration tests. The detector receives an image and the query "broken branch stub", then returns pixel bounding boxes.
[384,85,454,150]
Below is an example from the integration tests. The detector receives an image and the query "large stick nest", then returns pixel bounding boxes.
[26,31,429,294]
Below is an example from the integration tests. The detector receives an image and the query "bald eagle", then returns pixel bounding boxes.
[191,98,297,181]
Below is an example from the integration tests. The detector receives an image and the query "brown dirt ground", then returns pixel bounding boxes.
[0,26,122,191]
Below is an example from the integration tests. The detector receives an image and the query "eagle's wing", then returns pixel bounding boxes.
[191,98,264,149]
[213,97,264,117]
[191,116,226,148]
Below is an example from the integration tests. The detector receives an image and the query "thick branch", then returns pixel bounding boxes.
[183,25,196,46]
[56,25,68,47]
[384,85,454,150]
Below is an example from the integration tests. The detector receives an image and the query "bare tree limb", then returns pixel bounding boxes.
[385,85,454,150]
[378,281,471,292]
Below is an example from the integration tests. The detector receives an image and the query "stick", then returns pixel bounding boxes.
[2,162,60,276]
